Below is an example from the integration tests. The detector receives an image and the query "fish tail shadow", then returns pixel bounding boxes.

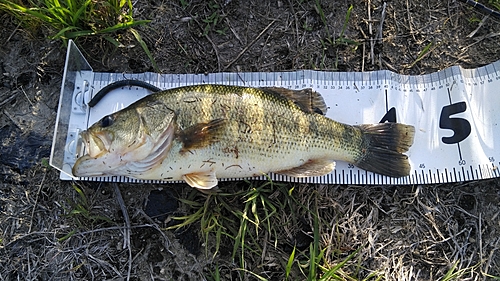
[355,123,415,178]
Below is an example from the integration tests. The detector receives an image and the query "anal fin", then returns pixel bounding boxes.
[275,159,335,177]
[183,171,218,190]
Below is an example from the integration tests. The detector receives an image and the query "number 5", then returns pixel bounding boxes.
[439,102,471,144]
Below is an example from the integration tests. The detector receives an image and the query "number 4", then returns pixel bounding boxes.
[379,107,397,123]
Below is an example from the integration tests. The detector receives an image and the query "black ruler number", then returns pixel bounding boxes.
[379,107,397,123]
[439,88,472,166]
[439,101,471,144]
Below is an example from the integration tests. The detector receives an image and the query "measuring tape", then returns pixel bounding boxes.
[50,41,500,185]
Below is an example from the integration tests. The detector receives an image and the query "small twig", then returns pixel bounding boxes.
[478,212,483,264]
[88,253,123,277]
[380,59,398,72]
[467,15,489,38]
[136,209,173,255]
[76,224,164,236]
[358,26,367,71]
[406,0,416,40]
[463,32,500,49]
[377,2,387,41]
[204,34,222,72]
[376,2,387,69]
[113,183,132,281]
[6,21,22,43]
[223,20,276,71]
[260,231,268,264]
[21,86,34,107]
[185,12,222,72]
[3,110,22,131]
[258,24,279,65]
[0,90,19,108]
[27,246,32,279]
[482,237,500,276]
[225,18,244,46]
[28,172,46,233]
[367,0,375,65]
[287,0,300,48]
[361,41,366,72]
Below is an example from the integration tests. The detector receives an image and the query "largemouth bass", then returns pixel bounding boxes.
[72,84,415,190]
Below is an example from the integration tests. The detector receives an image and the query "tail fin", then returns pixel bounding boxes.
[355,123,415,178]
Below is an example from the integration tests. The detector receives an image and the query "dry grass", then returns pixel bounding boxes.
[1,171,499,280]
[1,0,500,280]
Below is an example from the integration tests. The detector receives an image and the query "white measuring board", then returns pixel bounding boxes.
[51,41,500,185]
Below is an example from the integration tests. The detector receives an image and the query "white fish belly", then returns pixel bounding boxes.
[132,142,329,181]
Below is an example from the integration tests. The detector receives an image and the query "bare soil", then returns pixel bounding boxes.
[1,0,500,280]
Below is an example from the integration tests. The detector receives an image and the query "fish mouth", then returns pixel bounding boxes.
[72,155,105,177]
[72,130,116,177]
[81,130,112,158]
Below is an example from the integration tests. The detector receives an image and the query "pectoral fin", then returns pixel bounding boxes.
[275,159,336,177]
[183,171,218,189]
[178,119,226,151]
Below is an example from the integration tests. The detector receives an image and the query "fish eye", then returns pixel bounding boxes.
[101,115,115,127]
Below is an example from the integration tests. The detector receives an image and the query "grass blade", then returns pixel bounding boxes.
[1,1,55,24]
[407,42,436,68]
[129,27,159,72]
[340,4,354,38]
[72,0,92,26]
[285,246,296,280]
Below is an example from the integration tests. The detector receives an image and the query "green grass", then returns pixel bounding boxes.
[168,179,386,280]
[168,179,294,279]
[168,179,284,260]
[0,0,157,70]
[439,261,483,281]
[313,2,359,69]
[59,184,113,241]
[201,1,227,36]
[315,2,359,47]
[289,191,382,281]
[0,0,148,39]
[484,274,500,280]
[407,41,434,69]
[489,0,500,11]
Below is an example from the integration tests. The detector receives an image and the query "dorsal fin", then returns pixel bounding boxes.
[259,87,328,115]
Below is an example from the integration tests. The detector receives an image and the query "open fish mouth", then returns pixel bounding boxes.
[72,130,116,177]
[80,130,113,158]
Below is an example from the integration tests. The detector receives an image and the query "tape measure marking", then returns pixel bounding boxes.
[63,60,500,184]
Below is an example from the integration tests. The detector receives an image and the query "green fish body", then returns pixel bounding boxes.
[72,85,415,189]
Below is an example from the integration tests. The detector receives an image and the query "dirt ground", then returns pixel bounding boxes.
[1,0,500,280]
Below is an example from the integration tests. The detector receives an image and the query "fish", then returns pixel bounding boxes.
[72,84,415,190]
